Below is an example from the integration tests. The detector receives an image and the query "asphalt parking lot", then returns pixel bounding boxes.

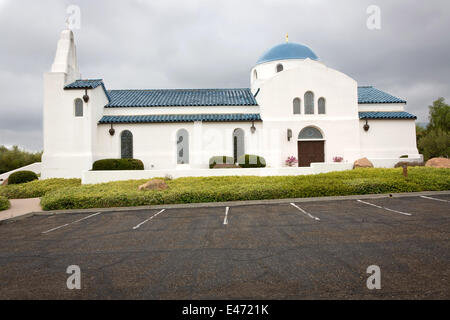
[0,192,448,299]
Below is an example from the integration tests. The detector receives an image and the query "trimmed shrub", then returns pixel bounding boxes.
[209,156,235,169]
[92,159,144,171]
[0,196,10,211]
[400,155,409,158]
[8,170,38,185]
[39,168,450,211]
[0,178,80,199]
[238,154,266,168]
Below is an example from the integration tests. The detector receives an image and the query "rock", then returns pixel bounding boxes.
[425,157,450,168]
[353,157,374,169]
[1,178,8,186]
[213,164,241,169]
[138,179,168,191]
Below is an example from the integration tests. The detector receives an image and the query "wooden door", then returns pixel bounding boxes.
[297,141,324,167]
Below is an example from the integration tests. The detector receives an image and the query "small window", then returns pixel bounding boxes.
[304,91,314,114]
[253,69,258,80]
[318,97,326,114]
[177,129,189,164]
[233,128,245,163]
[293,98,301,114]
[276,64,283,73]
[121,130,133,159]
[74,98,83,117]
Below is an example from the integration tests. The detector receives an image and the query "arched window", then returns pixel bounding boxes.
[276,64,283,73]
[74,98,83,117]
[233,128,245,163]
[253,69,258,80]
[318,97,326,114]
[121,130,133,159]
[304,91,314,114]
[298,126,323,140]
[177,129,189,164]
[293,98,301,114]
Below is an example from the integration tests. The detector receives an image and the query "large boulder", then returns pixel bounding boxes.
[425,157,450,168]
[138,179,168,191]
[353,157,374,169]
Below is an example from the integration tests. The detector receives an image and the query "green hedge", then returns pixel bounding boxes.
[238,154,266,168]
[8,170,38,185]
[0,196,10,211]
[92,159,144,171]
[0,178,81,199]
[209,156,235,169]
[39,168,450,211]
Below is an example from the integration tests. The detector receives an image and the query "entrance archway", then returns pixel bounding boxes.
[297,127,324,167]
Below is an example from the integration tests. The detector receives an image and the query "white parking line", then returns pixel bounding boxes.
[132,209,166,230]
[42,223,70,234]
[290,203,320,221]
[357,200,412,216]
[42,212,102,234]
[224,207,229,225]
[420,196,449,203]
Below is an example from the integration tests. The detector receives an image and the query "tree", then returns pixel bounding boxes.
[417,98,450,160]
[0,145,42,174]
[418,129,450,160]
[428,97,450,132]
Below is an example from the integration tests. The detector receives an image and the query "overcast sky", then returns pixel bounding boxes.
[0,0,449,151]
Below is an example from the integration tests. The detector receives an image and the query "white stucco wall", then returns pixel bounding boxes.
[42,78,109,178]
[358,103,406,112]
[359,119,419,159]
[252,58,361,166]
[95,121,263,170]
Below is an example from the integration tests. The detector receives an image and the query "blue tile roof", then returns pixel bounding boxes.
[64,79,104,89]
[105,89,258,107]
[64,79,111,102]
[359,111,417,120]
[358,86,406,104]
[99,113,262,124]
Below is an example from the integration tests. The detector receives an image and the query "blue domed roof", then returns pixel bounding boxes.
[256,42,318,65]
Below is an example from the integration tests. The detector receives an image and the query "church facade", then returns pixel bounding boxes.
[42,30,420,180]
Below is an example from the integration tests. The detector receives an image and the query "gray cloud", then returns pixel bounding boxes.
[0,0,449,151]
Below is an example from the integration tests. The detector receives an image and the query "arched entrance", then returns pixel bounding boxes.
[297,126,324,167]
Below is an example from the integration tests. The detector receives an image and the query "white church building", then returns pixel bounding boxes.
[42,30,421,183]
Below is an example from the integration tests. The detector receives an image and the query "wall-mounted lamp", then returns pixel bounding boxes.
[287,129,292,141]
[363,119,370,132]
[250,121,256,134]
[83,89,90,103]
[109,123,115,136]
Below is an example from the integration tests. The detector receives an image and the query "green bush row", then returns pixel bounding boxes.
[92,159,144,171]
[39,168,450,211]
[238,154,266,168]
[0,196,10,211]
[209,156,235,168]
[0,178,81,199]
[8,170,39,184]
